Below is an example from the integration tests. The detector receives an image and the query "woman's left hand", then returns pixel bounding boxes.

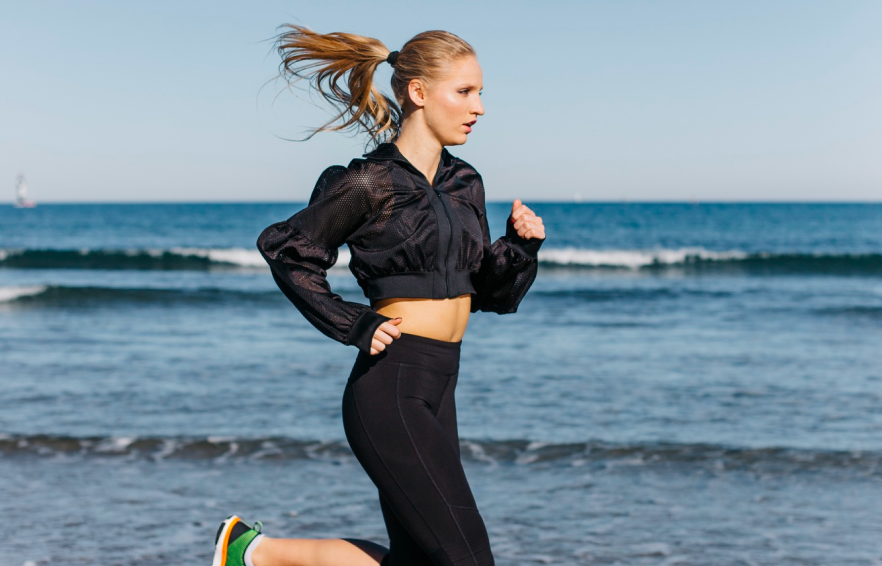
[510,199,545,240]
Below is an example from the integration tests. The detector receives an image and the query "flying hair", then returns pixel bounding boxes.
[274,25,476,150]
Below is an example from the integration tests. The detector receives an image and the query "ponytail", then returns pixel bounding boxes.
[274,24,475,149]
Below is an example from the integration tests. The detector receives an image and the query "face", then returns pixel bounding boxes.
[414,55,484,146]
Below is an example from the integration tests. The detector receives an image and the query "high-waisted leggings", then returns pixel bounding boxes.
[342,332,495,566]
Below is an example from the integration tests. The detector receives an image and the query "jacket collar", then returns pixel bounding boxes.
[363,142,457,182]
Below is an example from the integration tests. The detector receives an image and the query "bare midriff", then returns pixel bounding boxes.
[372,294,472,342]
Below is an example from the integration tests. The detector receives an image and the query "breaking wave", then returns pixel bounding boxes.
[539,248,882,273]
[2,247,881,274]
[1,434,879,475]
[0,247,270,271]
[0,285,287,306]
[0,285,48,303]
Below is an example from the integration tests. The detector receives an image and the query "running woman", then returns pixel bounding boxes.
[212,25,546,566]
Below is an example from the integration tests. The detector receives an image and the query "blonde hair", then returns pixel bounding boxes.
[274,25,476,149]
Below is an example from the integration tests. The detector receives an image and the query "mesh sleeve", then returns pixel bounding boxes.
[256,165,390,353]
[470,175,545,314]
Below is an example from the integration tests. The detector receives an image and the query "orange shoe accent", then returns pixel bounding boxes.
[221,517,241,566]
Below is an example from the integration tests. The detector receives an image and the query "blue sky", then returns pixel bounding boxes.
[2,1,880,202]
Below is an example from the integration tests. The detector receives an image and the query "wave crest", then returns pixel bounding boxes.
[0,248,269,271]
[1,434,879,475]
[540,248,882,273]
[3,246,881,274]
[0,285,48,303]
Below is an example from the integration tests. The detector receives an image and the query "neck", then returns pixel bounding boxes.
[393,122,443,186]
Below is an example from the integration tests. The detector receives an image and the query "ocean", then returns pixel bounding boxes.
[1,202,881,565]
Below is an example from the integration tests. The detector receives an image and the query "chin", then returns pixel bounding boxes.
[444,134,469,147]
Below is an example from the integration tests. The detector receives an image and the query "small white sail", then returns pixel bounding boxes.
[14,173,37,208]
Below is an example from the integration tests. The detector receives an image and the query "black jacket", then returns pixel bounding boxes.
[256,142,545,354]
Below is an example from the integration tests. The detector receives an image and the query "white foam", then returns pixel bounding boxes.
[214,441,239,463]
[461,440,498,466]
[336,249,351,269]
[169,247,266,267]
[153,438,177,461]
[164,247,352,271]
[251,440,283,460]
[0,248,26,262]
[631,542,672,557]
[3,244,753,272]
[538,247,748,269]
[95,436,136,452]
[166,245,753,272]
[0,285,48,303]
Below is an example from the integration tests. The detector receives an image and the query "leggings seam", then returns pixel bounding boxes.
[349,376,444,552]
[438,372,461,457]
[396,365,482,566]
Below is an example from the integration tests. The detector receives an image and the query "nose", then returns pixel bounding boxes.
[473,95,484,117]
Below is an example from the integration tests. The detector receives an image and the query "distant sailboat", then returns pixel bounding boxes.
[14,173,36,208]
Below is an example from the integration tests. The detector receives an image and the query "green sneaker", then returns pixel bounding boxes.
[211,515,263,566]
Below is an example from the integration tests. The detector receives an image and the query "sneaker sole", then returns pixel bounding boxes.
[211,515,242,566]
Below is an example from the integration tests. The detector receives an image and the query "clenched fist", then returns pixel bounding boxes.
[371,317,402,355]
[509,199,545,240]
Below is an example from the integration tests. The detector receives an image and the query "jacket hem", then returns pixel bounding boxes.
[362,270,477,302]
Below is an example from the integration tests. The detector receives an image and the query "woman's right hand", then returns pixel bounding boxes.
[370,317,403,355]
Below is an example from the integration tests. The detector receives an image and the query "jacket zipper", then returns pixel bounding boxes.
[435,188,453,296]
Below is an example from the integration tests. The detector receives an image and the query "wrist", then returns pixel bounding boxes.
[504,215,544,258]
[347,310,391,354]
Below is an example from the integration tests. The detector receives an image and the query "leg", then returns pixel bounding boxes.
[378,492,432,564]
[251,537,387,566]
[213,515,386,566]
[373,369,463,564]
[343,360,494,566]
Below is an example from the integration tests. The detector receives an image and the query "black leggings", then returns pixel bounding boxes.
[342,332,495,566]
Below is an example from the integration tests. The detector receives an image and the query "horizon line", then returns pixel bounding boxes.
[5,201,882,207]
[4,199,882,206]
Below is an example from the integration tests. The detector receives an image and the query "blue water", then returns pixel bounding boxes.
[2,203,881,565]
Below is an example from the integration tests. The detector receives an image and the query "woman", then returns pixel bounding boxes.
[213,25,546,566]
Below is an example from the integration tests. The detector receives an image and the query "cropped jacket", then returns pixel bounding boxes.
[256,142,545,354]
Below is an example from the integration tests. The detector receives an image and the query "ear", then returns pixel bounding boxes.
[407,78,427,108]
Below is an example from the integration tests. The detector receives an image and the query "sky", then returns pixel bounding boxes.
[1,0,880,203]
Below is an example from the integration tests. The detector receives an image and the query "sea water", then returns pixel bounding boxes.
[1,202,881,565]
